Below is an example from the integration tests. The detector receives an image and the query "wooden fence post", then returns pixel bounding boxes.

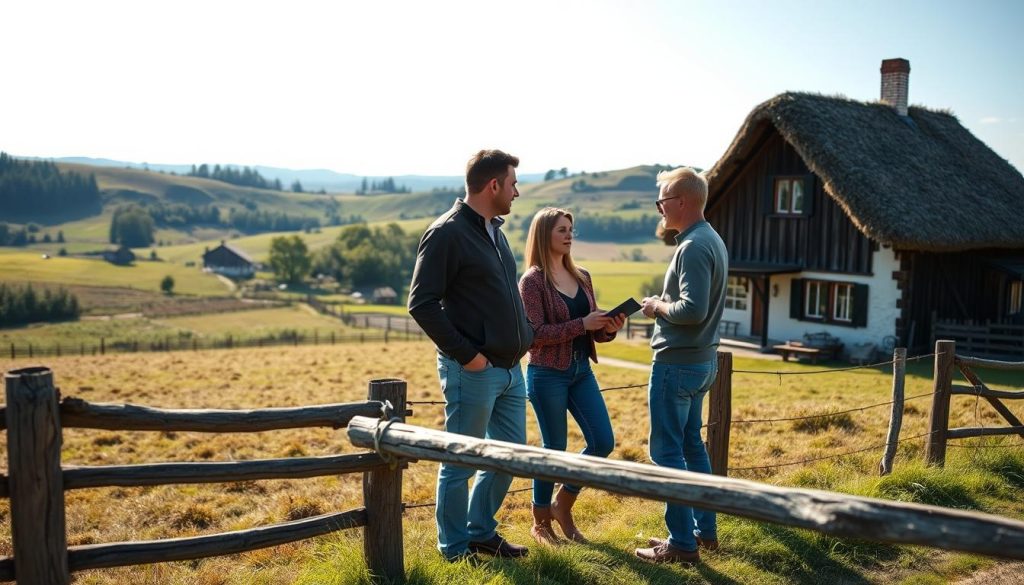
[925,340,955,467]
[364,379,406,582]
[5,367,71,584]
[707,351,733,476]
[879,347,907,475]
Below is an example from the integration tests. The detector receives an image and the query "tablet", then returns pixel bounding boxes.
[604,297,642,319]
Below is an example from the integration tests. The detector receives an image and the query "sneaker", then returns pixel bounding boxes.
[468,533,529,558]
[647,536,719,552]
[635,542,700,564]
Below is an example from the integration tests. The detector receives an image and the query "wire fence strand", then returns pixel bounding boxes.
[733,353,936,375]
[728,430,936,472]
[731,391,935,425]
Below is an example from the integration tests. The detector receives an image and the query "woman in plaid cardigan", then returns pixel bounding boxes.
[518,207,625,546]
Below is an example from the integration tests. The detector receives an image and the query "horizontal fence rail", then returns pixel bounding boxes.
[348,416,1024,561]
[61,452,392,490]
[1,368,407,584]
[0,509,368,581]
[56,398,384,432]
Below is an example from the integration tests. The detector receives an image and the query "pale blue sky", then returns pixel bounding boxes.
[2,0,1021,175]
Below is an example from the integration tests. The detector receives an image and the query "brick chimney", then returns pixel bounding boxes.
[880,58,910,116]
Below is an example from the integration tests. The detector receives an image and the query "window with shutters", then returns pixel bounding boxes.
[794,279,868,327]
[833,283,853,322]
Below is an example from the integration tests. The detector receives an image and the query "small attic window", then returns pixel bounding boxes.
[774,177,805,214]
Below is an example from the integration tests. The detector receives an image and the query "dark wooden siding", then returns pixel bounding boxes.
[203,247,252,269]
[708,131,874,274]
[899,249,1017,349]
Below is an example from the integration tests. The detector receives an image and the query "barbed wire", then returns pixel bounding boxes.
[731,391,935,425]
[732,353,936,376]
[727,430,936,472]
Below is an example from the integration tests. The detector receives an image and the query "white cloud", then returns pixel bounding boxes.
[980,117,1002,124]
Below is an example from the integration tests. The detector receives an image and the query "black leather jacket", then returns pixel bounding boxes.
[407,199,533,369]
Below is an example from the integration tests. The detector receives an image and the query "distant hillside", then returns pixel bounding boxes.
[46,157,540,193]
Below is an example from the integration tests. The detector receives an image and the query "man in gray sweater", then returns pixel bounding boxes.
[636,167,728,564]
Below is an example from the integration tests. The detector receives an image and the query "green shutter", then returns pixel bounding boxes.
[790,278,805,320]
[852,283,869,327]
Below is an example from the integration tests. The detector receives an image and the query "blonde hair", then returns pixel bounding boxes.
[656,167,708,212]
[523,207,585,286]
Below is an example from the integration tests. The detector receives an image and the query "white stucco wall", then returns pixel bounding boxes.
[767,246,902,348]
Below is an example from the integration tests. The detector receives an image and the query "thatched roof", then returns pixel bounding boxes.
[705,92,1024,252]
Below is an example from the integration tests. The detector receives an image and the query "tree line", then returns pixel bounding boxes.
[0,152,101,218]
[0,283,80,327]
[106,203,324,248]
[0,222,65,246]
[356,177,410,195]
[268,223,418,293]
[188,164,284,191]
[519,213,661,242]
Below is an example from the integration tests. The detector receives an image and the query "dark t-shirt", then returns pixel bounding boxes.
[558,286,591,359]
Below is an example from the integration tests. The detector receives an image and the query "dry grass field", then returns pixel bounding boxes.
[0,341,1021,584]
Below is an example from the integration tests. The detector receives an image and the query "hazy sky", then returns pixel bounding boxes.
[3,0,1022,175]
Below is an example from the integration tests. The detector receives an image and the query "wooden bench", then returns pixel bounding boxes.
[772,342,826,363]
[773,332,844,364]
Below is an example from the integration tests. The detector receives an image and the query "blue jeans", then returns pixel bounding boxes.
[648,360,718,551]
[435,353,527,559]
[526,357,614,507]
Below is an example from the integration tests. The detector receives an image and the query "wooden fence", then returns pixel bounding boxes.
[7,328,425,359]
[4,343,1024,581]
[932,317,1024,360]
[347,414,1024,566]
[0,368,408,584]
[925,339,1024,466]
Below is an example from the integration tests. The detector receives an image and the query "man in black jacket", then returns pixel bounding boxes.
[408,149,534,561]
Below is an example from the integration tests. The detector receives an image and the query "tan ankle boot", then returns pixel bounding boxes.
[551,486,587,543]
[530,505,562,546]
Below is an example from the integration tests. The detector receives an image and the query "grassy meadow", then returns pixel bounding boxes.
[0,250,230,296]
[0,305,361,351]
[1,340,1021,584]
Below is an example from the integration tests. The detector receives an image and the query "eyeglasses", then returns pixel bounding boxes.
[655,195,683,212]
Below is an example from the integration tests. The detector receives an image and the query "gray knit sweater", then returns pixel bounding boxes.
[650,220,729,365]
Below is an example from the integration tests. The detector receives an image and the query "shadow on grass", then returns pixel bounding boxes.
[729,521,898,585]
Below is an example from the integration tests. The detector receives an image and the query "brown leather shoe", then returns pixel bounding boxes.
[635,542,700,564]
[648,536,719,552]
[468,533,529,558]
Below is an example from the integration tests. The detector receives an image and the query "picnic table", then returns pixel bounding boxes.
[772,332,844,364]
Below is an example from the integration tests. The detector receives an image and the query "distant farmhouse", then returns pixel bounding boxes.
[202,241,256,278]
[103,245,135,266]
[703,59,1024,359]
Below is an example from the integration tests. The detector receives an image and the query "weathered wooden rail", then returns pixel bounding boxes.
[925,340,1024,466]
[348,414,1024,561]
[0,367,407,584]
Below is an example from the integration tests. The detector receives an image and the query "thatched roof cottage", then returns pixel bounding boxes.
[703,59,1024,358]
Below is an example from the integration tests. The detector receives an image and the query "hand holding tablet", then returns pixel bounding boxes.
[604,297,642,319]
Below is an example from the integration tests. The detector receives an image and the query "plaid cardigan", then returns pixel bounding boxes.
[518,265,615,370]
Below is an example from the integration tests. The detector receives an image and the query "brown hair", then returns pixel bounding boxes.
[465,149,520,195]
[524,207,585,286]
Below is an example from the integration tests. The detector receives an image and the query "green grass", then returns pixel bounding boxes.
[1,342,1020,584]
[0,250,229,295]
